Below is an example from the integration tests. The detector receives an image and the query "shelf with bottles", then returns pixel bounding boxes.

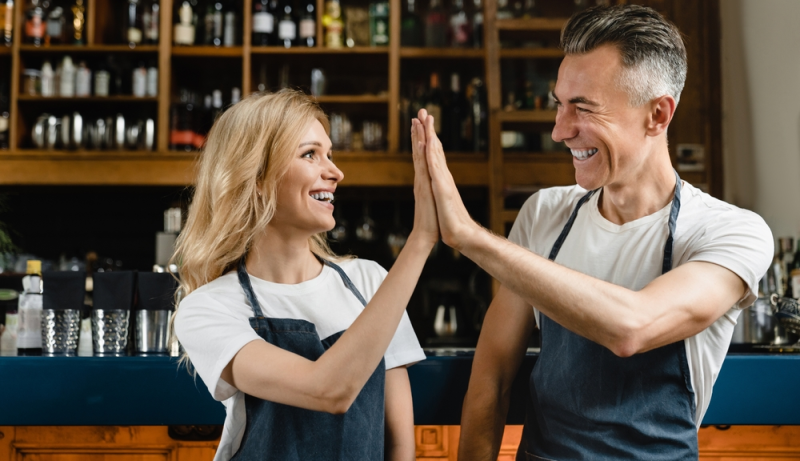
[495,17,566,31]
[400,0,483,49]
[170,45,243,56]
[1,149,191,158]
[250,45,387,54]
[498,47,561,58]
[171,0,243,48]
[18,44,160,53]
[168,88,241,152]
[398,47,484,58]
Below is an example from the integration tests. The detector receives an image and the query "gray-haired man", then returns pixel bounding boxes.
[414,4,773,460]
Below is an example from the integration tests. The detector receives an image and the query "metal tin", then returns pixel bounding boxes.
[41,308,81,356]
[134,309,171,356]
[91,309,130,357]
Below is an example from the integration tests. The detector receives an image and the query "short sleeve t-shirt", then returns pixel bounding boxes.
[174,258,425,461]
[508,181,774,427]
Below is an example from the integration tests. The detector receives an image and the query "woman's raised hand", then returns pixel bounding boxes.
[409,109,439,246]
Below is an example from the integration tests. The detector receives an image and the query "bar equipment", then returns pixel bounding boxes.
[41,271,85,356]
[135,272,178,356]
[765,295,800,352]
[91,271,135,357]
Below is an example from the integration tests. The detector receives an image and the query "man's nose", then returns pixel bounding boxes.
[551,108,577,143]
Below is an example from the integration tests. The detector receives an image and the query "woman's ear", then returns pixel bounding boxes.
[645,95,677,137]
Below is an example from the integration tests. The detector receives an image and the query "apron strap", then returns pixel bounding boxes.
[548,189,598,261]
[662,169,682,274]
[322,259,368,307]
[237,257,266,318]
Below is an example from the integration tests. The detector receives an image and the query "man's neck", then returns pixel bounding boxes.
[246,226,323,285]
[598,158,678,226]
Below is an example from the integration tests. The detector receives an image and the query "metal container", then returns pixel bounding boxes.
[91,309,130,357]
[41,308,81,356]
[134,309,171,355]
[731,297,776,344]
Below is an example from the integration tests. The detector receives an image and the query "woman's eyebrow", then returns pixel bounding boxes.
[298,141,323,148]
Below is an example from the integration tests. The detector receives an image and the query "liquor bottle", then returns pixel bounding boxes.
[132,62,147,97]
[75,60,91,97]
[45,5,64,44]
[59,55,76,97]
[194,93,212,149]
[0,80,8,149]
[424,72,442,134]
[146,62,158,97]
[322,0,343,48]
[424,0,446,48]
[256,61,268,91]
[252,0,274,45]
[143,0,160,44]
[17,260,43,356]
[125,0,144,46]
[24,0,46,46]
[400,0,422,47]
[71,0,85,44]
[469,77,486,152]
[369,2,389,46]
[496,0,513,20]
[170,89,196,151]
[231,86,240,104]
[277,1,296,48]
[448,0,470,47]
[40,60,54,96]
[1,0,13,46]
[205,1,224,46]
[173,1,196,45]
[522,0,539,18]
[472,0,482,48]
[94,63,110,97]
[298,0,315,47]
[223,0,236,46]
[445,73,468,151]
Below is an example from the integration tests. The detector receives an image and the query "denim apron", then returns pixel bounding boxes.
[230,258,385,460]
[518,171,699,461]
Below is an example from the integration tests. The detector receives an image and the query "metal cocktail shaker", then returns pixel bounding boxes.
[41,271,85,357]
[92,271,135,357]
[135,272,178,356]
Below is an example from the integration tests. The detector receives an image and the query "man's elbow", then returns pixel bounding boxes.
[605,320,644,358]
[315,382,360,415]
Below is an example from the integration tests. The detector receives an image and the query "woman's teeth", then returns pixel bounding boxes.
[311,191,334,202]
[571,148,598,160]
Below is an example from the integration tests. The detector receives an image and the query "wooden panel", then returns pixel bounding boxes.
[698,426,800,460]
[400,48,485,59]
[503,161,576,188]
[496,18,568,31]
[17,45,160,53]
[497,110,557,123]
[171,46,244,57]
[158,0,174,152]
[388,0,400,153]
[499,48,564,59]
[415,425,449,458]
[249,46,387,54]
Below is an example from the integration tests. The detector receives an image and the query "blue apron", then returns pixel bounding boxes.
[518,171,699,461]
[231,258,385,460]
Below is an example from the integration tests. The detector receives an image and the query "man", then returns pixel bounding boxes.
[415,4,773,460]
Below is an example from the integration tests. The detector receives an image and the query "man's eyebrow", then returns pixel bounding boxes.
[568,96,600,106]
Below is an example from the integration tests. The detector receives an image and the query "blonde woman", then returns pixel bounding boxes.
[173,89,437,461]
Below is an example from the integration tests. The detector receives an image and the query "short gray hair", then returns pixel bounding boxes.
[560,4,687,106]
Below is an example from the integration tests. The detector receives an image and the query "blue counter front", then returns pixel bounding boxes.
[1,354,798,426]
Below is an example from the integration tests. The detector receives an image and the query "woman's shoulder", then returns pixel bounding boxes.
[330,258,388,300]
[178,272,243,312]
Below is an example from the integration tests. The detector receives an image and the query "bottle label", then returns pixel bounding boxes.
[253,12,274,33]
[279,20,296,40]
[26,16,43,39]
[173,24,195,45]
[46,19,62,38]
[17,295,42,349]
[133,69,147,97]
[144,10,159,41]
[94,71,110,97]
[146,68,158,97]
[128,27,143,44]
[170,129,195,146]
[425,103,442,133]
[299,19,315,38]
[76,69,92,97]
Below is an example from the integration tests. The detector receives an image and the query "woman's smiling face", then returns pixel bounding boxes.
[271,119,344,236]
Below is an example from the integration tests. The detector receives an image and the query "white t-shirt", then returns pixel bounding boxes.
[508,181,774,428]
[174,258,425,461]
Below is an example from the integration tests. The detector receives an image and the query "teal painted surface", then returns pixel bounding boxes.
[1,354,798,426]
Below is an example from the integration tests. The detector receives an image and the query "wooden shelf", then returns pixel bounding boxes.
[315,94,388,103]
[503,152,571,163]
[502,209,519,223]
[496,18,568,31]
[0,46,10,55]
[171,46,243,57]
[250,46,388,55]
[400,48,485,59]
[18,44,159,53]
[499,48,563,59]
[0,151,489,186]
[496,110,557,123]
[17,95,159,102]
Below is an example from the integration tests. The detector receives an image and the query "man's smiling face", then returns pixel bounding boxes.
[551,44,655,191]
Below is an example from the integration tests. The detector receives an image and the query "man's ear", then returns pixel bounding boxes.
[645,95,676,137]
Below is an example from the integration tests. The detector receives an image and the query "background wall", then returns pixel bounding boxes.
[721,0,800,241]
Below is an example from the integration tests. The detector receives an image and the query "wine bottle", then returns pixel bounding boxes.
[400,0,422,47]
[472,0,482,48]
[448,0,470,47]
[45,5,65,44]
[143,0,160,44]
[277,1,296,48]
[1,0,13,46]
[170,89,196,151]
[469,77,487,152]
[424,72,443,134]
[369,2,389,46]
[223,0,236,46]
[173,1,196,45]
[445,73,468,151]
[24,0,46,46]
[125,0,144,46]
[424,0,446,48]
[322,0,343,48]
[298,0,315,47]
[71,0,86,45]
[252,0,274,45]
[205,1,224,46]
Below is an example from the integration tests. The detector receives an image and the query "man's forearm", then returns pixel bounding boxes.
[458,378,512,460]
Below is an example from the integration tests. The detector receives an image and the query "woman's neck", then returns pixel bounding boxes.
[245,226,323,284]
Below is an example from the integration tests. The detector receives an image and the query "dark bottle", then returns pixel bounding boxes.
[0,80,8,149]
[45,5,65,44]
[205,1,224,46]
[222,0,236,46]
[424,0,446,47]
[170,89,196,151]
[424,72,443,135]
[400,0,422,47]
[298,0,315,47]
[444,73,469,151]
[143,0,160,44]
[277,1,296,48]
[448,0,470,48]
[124,0,144,46]
[522,0,539,18]
[24,0,46,46]
[252,0,275,45]
[469,77,487,152]
[472,0,482,48]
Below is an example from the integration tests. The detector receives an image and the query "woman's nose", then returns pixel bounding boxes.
[326,159,344,183]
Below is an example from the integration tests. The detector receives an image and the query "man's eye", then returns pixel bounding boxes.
[577,107,591,113]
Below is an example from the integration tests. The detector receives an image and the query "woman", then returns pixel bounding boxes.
[172,89,438,461]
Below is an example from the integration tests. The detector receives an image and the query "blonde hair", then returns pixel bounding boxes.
[171,89,346,365]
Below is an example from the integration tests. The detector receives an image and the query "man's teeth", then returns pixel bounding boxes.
[311,191,334,202]
[570,148,598,160]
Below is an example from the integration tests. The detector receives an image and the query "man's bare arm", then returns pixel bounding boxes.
[459,285,534,460]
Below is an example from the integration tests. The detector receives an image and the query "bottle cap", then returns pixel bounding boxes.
[26,260,42,275]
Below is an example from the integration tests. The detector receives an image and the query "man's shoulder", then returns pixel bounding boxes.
[521,185,590,217]
[680,182,768,229]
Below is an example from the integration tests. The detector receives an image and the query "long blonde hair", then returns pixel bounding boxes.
[172,90,344,343]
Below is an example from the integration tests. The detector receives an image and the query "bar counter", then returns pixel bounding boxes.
[1,353,799,426]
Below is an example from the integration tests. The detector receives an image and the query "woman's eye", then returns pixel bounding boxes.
[302,150,315,158]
